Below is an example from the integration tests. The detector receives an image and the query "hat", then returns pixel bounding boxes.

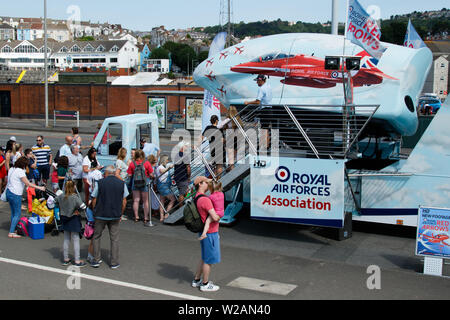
[254,74,266,81]
[9,136,16,142]
[140,137,146,142]
[194,176,211,187]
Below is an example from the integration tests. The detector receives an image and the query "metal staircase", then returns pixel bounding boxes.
[162,103,380,225]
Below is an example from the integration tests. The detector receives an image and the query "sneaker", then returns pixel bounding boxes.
[110,264,120,269]
[90,260,101,268]
[72,261,87,268]
[121,215,128,221]
[199,281,220,292]
[144,221,155,227]
[191,279,202,288]
[61,259,71,266]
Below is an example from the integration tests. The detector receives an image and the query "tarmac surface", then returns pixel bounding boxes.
[0,117,449,303]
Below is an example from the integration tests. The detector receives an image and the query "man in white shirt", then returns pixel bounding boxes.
[140,138,160,159]
[244,74,272,107]
[244,74,273,150]
[59,136,73,158]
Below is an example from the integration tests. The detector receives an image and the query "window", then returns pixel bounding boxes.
[70,45,81,52]
[59,46,68,53]
[14,44,37,53]
[110,45,119,52]
[138,123,152,147]
[1,46,12,53]
[96,45,105,52]
[110,58,118,63]
[83,44,95,52]
[97,123,122,156]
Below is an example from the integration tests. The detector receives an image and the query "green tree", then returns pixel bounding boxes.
[150,47,170,59]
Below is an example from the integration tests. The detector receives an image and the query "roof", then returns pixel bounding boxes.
[0,23,13,29]
[425,41,450,55]
[103,113,158,126]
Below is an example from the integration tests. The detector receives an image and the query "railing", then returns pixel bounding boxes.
[156,103,380,214]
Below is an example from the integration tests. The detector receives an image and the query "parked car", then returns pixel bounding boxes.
[418,96,442,115]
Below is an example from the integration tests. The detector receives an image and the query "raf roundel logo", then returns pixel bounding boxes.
[275,166,290,183]
[331,71,339,78]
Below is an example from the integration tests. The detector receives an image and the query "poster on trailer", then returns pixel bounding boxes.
[250,156,345,228]
[416,207,450,259]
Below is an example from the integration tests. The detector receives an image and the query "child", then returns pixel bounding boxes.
[0,147,6,193]
[198,180,225,240]
[56,180,86,267]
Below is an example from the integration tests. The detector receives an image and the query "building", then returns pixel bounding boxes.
[0,39,139,76]
[52,40,139,76]
[422,41,450,101]
[0,23,14,41]
[142,58,170,73]
[47,23,72,42]
[0,40,56,70]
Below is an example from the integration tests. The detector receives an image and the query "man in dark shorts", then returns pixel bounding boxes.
[191,176,222,292]
[201,115,226,177]
[31,135,52,185]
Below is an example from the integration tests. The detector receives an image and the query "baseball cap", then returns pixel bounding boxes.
[194,176,211,187]
[254,74,266,81]
[9,136,16,142]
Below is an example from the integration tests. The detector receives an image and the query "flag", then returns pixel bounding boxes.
[201,32,227,132]
[404,19,427,49]
[346,0,386,60]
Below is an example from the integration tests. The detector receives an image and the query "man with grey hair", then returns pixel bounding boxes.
[90,165,129,269]
[67,144,83,192]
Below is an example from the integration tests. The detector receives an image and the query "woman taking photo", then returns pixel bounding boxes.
[5,156,45,238]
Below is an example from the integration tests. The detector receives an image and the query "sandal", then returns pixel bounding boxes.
[134,217,141,222]
[8,233,22,238]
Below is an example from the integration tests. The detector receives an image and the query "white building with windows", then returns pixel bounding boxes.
[0,40,53,70]
[0,39,138,75]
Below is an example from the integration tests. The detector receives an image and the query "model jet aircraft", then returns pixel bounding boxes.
[231,51,398,89]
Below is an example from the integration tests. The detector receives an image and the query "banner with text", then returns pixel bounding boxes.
[346,0,386,59]
[250,156,345,228]
[416,206,450,259]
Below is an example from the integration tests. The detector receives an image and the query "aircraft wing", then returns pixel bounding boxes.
[359,68,398,80]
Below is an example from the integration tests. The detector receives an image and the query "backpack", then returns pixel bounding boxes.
[16,217,29,237]
[183,194,207,233]
[132,161,147,189]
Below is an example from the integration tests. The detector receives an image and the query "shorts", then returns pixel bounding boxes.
[200,232,221,265]
[175,180,189,196]
[37,164,50,180]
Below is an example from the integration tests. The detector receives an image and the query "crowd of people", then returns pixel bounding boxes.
[0,124,225,291]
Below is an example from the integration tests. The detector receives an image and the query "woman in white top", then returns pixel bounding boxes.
[11,143,23,166]
[6,156,45,238]
[115,148,129,181]
[82,147,102,205]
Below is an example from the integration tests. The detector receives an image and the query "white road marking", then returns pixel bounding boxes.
[227,276,297,296]
[0,257,209,300]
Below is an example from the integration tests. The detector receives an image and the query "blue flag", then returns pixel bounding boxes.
[404,19,427,49]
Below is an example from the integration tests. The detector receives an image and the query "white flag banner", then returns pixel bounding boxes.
[346,0,386,59]
[404,19,427,49]
[201,32,227,133]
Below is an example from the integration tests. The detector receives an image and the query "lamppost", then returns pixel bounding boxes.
[44,0,49,127]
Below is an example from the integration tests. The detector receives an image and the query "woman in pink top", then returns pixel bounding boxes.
[199,180,224,240]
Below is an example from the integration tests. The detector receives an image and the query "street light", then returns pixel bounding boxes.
[44,0,49,127]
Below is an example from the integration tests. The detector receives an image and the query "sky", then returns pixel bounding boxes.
[1,0,448,31]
